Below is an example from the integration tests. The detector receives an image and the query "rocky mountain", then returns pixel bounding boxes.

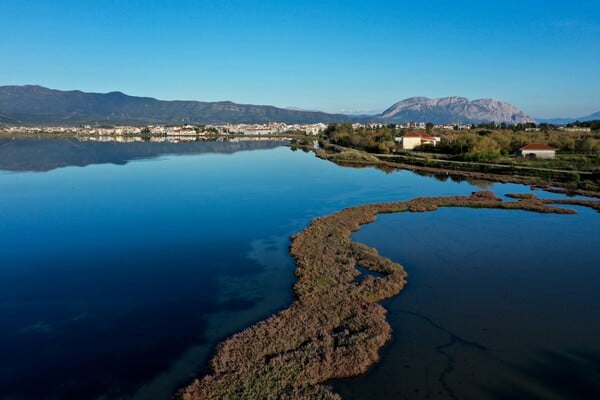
[0,85,536,125]
[379,96,534,124]
[0,85,352,125]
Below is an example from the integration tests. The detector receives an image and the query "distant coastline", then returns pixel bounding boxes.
[3,128,597,196]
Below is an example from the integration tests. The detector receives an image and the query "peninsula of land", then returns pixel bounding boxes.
[311,123,600,195]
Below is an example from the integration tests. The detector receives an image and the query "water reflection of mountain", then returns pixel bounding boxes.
[0,138,289,172]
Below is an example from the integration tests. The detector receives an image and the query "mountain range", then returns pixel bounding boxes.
[0,85,542,125]
[0,85,349,125]
[536,112,600,125]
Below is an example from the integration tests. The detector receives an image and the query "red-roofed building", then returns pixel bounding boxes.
[516,144,558,159]
[398,132,440,150]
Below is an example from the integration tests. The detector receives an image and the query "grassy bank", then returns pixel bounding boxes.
[318,123,600,192]
[314,144,600,196]
[380,152,588,184]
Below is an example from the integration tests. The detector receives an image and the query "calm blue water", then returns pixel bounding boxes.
[0,138,597,399]
[335,207,600,399]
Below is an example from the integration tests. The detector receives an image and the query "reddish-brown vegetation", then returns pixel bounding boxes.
[176,191,598,400]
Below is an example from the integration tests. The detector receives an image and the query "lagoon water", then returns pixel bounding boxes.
[335,207,600,399]
[0,138,598,399]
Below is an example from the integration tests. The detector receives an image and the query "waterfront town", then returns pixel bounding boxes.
[0,122,323,142]
[0,122,327,137]
[0,121,593,155]
[1,120,591,139]
[0,122,470,138]
[0,121,479,143]
[1,119,594,160]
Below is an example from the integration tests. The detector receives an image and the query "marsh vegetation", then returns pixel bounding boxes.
[177,192,599,399]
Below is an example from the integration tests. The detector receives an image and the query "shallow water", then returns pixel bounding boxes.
[334,206,600,399]
[0,138,597,399]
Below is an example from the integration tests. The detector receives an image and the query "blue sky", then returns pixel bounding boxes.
[1,0,599,117]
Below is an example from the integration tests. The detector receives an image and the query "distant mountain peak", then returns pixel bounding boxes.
[380,96,533,124]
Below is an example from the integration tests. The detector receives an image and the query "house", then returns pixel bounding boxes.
[516,144,557,159]
[397,132,440,150]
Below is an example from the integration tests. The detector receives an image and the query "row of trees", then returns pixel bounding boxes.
[466,121,599,132]
[567,120,600,131]
[323,123,397,154]
[427,129,600,160]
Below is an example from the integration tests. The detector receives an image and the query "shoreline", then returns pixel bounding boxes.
[175,191,599,399]
[0,132,306,141]
[309,145,600,198]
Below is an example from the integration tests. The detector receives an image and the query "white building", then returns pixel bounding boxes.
[559,127,591,133]
[516,144,557,159]
[397,132,440,150]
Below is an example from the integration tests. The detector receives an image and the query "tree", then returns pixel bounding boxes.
[577,138,596,155]
[140,127,151,141]
[455,132,478,154]
[472,136,501,154]
[559,136,576,152]
[426,122,434,134]
[539,123,551,133]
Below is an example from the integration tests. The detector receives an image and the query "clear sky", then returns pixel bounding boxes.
[1,0,599,118]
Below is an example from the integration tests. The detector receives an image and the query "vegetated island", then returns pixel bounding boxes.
[175,191,600,399]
